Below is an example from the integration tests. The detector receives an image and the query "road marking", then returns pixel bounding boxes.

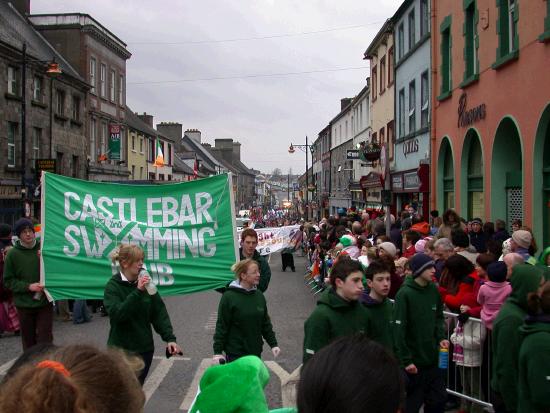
[265,361,302,408]
[204,311,217,330]
[179,358,215,410]
[0,358,16,376]
[143,358,175,403]
[153,355,191,361]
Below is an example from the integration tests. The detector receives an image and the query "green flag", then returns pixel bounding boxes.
[40,173,238,300]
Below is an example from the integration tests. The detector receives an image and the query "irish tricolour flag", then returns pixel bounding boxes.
[154,140,164,167]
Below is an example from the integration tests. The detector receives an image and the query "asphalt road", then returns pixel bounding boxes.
[0,253,316,412]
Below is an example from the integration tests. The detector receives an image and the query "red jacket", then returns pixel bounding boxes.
[440,270,481,316]
[402,245,416,259]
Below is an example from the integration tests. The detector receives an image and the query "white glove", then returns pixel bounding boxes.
[213,354,226,364]
[272,347,281,358]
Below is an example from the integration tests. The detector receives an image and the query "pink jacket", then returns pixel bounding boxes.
[477,281,512,330]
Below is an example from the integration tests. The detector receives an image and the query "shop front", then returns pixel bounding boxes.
[391,163,430,219]
[360,172,384,212]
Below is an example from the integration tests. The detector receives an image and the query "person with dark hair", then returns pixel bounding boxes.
[436,209,466,240]
[3,218,52,351]
[402,230,421,259]
[451,229,479,265]
[394,253,448,413]
[518,281,550,413]
[485,239,503,260]
[239,228,271,292]
[360,260,394,350]
[492,219,510,245]
[0,344,145,412]
[511,219,522,233]
[491,264,545,413]
[302,256,371,363]
[469,218,486,253]
[297,335,404,413]
[439,254,481,316]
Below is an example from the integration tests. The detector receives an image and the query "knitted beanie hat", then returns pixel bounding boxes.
[378,242,397,258]
[409,253,435,278]
[189,355,270,413]
[415,239,427,254]
[512,230,532,249]
[14,218,33,237]
[339,234,355,248]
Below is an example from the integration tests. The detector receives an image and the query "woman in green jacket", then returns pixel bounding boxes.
[518,280,550,413]
[213,259,280,363]
[104,244,182,384]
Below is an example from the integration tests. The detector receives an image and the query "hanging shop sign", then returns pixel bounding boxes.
[458,93,486,128]
[108,124,121,160]
[346,150,360,160]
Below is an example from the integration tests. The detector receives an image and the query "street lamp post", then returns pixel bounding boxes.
[288,136,312,221]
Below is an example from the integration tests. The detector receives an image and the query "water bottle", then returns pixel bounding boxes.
[32,291,43,301]
[438,347,449,369]
[139,269,157,295]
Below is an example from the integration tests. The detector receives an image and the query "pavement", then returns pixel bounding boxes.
[0,253,316,412]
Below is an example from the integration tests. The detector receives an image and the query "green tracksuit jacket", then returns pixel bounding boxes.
[240,248,271,293]
[213,282,277,357]
[491,264,545,411]
[361,294,394,351]
[104,273,176,354]
[3,240,48,309]
[518,317,550,413]
[303,287,372,363]
[393,276,445,368]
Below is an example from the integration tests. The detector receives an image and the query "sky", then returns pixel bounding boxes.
[32,0,402,175]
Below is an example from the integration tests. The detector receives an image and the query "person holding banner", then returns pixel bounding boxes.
[105,244,182,385]
[239,228,271,292]
[213,259,280,363]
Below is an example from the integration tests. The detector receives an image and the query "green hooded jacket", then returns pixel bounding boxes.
[303,287,372,364]
[393,276,445,368]
[104,273,176,354]
[240,248,271,293]
[213,282,277,357]
[491,264,544,411]
[3,240,48,309]
[518,316,550,413]
[539,246,550,267]
[361,294,394,351]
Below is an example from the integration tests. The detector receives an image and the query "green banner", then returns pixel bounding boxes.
[108,124,121,160]
[40,173,238,300]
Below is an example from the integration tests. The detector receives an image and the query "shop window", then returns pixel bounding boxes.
[463,0,479,84]
[438,16,452,100]
[443,144,455,210]
[493,0,519,68]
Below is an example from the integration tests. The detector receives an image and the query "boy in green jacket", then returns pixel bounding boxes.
[303,256,371,364]
[360,259,394,350]
[491,263,544,413]
[393,253,448,413]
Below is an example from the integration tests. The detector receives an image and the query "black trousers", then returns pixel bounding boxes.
[138,350,154,385]
[281,252,295,271]
[16,303,53,351]
[405,366,447,413]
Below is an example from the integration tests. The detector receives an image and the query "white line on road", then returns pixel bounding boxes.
[179,358,215,410]
[152,355,191,361]
[0,358,16,376]
[143,358,175,403]
[204,311,218,330]
[265,361,302,408]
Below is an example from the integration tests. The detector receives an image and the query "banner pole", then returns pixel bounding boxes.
[227,172,239,261]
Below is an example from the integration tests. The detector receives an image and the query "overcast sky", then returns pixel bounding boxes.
[32,0,402,175]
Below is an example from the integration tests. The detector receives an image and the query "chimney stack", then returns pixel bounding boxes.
[185,129,201,144]
[137,112,153,127]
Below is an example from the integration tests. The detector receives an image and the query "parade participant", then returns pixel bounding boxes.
[240,228,271,292]
[213,259,279,364]
[303,256,371,363]
[297,335,403,413]
[491,264,544,413]
[3,218,52,350]
[360,260,394,350]
[0,223,19,337]
[393,253,448,413]
[104,244,182,385]
[0,344,145,412]
[518,281,550,413]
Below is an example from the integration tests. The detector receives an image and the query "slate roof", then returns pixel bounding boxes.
[125,106,158,137]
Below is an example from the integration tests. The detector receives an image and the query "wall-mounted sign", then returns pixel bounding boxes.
[35,159,57,177]
[404,171,420,190]
[108,124,121,160]
[458,93,486,128]
[403,138,419,158]
[346,149,360,160]
[392,174,403,191]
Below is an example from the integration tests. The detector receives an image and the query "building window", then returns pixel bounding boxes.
[140,166,143,179]
[495,0,519,62]
[72,155,79,178]
[101,122,107,157]
[408,10,416,50]
[387,47,394,85]
[468,137,484,220]
[72,96,80,121]
[131,135,136,151]
[464,0,479,81]
[380,56,386,93]
[421,71,429,128]
[119,74,124,104]
[56,151,64,175]
[32,127,41,160]
[372,131,378,144]
[371,66,378,100]
[140,137,144,153]
[33,76,42,102]
[148,138,155,162]
[408,80,416,133]
[398,88,405,138]
[100,64,106,97]
[90,58,96,94]
[439,16,452,98]
[7,66,19,96]
[56,89,65,115]
[379,127,385,146]
[131,165,135,179]
[7,122,17,167]
[420,0,429,37]
[110,70,116,102]
[398,23,405,59]
[387,120,395,160]
[90,119,96,161]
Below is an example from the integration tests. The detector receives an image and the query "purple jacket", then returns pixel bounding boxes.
[477,281,512,330]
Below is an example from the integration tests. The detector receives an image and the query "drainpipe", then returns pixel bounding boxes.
[430,0,438,212]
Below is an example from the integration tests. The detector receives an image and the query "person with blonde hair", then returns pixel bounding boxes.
[104,244,182,385]
[0,344,145,412]
[213,258,279,364]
